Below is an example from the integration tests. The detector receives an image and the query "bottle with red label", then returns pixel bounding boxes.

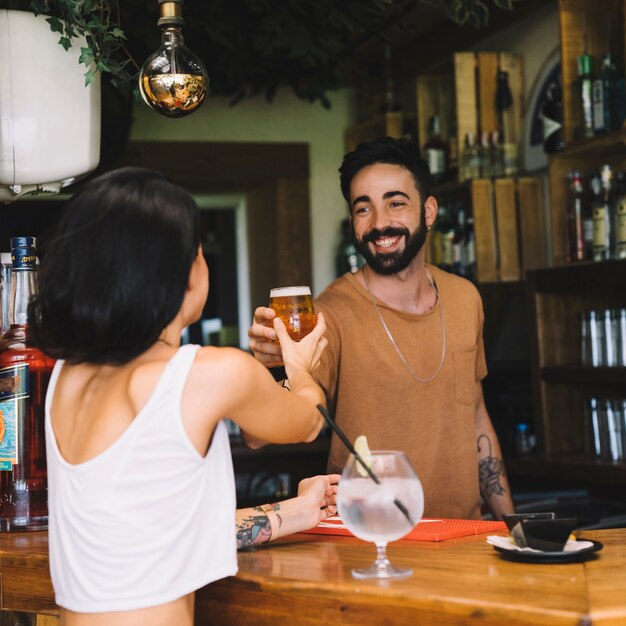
[0,236,55,531]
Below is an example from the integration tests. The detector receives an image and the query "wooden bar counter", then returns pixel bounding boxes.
[1,529,626,625]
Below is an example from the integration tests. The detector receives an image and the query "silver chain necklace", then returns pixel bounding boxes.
[362,266,446,383]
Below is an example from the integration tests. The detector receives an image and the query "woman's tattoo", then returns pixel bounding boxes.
[236,514,272,548]
[477,434,506,497]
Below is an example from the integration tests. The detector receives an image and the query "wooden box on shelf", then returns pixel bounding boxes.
[527,260,626,481]
[344,112,404,153]
[470,176,546,282]
[558,0,626,146]
[454,52,523,174]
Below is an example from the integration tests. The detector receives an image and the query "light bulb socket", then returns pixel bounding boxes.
[158,0,184,27]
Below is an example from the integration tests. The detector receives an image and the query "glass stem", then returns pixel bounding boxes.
[374,542,391,571]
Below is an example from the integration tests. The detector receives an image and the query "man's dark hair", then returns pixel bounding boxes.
[30,167,200,365]
[338,136,432,205]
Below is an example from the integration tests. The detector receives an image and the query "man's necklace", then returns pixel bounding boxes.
[362,266,446,383]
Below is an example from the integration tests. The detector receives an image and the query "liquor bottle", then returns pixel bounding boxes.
[612,60,626,130]
[600,54,616,132]
[614,171,626,259]
[566,170,586,262]
[0,253,10,334]
[479,132,492,178]
[448,114,459,181]
[578,54,595,139]
[461,133,481,181]
[490,131,504,178]
[433,204,454,272]
[335,218,364,276]
[592,164,614,261]
[592,61,607,134]
[423,115,447,184]
[586,173,601,259]
[0,237,55,531]
[465,215,477,282]
[496,69,519,175]
[542,80,564,153]
[452,204,468,277]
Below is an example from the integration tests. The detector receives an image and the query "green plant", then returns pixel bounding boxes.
[29,0,138,90]
[20,0,520,105]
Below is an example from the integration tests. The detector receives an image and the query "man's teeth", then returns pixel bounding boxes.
[376,237,398,248]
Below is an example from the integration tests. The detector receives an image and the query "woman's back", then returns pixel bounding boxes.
[46,344,237,624]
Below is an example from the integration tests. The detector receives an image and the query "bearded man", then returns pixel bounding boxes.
[248,137,514,520]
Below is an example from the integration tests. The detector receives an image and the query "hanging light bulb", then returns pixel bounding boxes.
[139,0,208,118]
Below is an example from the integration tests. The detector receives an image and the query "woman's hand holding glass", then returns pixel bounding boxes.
[273,312,327,378]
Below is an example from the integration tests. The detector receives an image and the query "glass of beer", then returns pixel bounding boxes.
[269,286,316,341]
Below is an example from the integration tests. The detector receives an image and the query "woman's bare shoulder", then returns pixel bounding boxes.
[190,346,264,389]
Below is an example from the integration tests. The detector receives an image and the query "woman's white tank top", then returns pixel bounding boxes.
[45,344,238,613]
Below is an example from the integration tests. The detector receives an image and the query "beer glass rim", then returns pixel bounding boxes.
[270,286,311,297]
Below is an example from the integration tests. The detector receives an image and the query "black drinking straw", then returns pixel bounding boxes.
[316,404,415,527]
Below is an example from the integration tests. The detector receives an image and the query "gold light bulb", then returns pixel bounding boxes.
[138,0,208,118]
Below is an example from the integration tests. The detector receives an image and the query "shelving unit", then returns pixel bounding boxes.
[526,259,626,483]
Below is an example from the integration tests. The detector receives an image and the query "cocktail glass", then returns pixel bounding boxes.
[337,450,423,579]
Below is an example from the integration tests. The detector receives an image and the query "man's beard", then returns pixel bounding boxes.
[352,218,427,276]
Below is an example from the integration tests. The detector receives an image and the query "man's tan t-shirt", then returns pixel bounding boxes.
[314,266,487,520]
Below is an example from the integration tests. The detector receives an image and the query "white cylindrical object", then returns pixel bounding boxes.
[0,10,100,199]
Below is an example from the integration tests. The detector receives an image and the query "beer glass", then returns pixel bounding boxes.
[269,286,316,341]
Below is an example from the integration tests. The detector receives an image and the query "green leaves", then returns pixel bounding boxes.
[31,0,137,91]
[27,0,519,105]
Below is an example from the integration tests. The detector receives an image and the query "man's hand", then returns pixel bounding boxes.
[248,306,284,368]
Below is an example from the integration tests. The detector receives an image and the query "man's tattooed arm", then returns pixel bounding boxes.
[477,434,506,497]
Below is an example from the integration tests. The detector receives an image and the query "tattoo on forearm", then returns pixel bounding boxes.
[477,434,506,498]
[254,503,281,514]
[236,514,272,549]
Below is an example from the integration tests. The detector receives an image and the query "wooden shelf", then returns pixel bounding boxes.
[555,127,626,160]
[506,455,626,485]
[528,259,626,292]
[541,365,626,385]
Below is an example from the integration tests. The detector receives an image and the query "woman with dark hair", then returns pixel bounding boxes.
[32,167,329,626]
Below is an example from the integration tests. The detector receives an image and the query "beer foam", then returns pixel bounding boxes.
[270,286,311,297]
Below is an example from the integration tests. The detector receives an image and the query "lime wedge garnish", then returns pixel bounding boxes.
[354,435,372,477]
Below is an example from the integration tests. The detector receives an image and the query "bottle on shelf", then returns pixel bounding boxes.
[0,237,55,531]
[0,253,11,334]
[489,131,504,178]
[496,69,519,175]
[423,114,447,184]
[335,218,364,277]
[614,171,626,260]
[612,59,626,130]
[447,114,459,181]
[479,131,493,178]
[434,204,454,273]
[465,215,476,282]
[379,44,402,115]
[451,204,467,277]
[566,170,586,262]
[542,79,564,153]
[461,132,481,181]
[586,172,601,259]
[592,164,614,261]
[592,57,608,134]
[577,53,595,139]
[514,423,534,458]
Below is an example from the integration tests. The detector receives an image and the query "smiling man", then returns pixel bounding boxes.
[249,137,514,521]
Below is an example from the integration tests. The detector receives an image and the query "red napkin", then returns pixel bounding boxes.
[303,516,506,542]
